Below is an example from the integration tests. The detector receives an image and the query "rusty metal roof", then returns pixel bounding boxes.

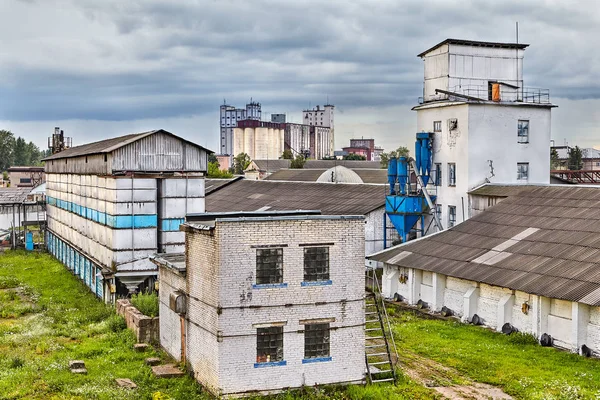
[468,183,543,197]
[42,129,212,161]
[206,179,385,215]
[369,185,600,306]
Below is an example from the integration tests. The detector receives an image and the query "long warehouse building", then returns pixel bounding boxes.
[43,129,210,302]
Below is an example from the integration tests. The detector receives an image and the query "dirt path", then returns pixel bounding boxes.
[399,350,512,400]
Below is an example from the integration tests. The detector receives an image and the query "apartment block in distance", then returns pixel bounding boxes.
[153,211,365,397]
[220,101,261,155]
[303,104,335,155]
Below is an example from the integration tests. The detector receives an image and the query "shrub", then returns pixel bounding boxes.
[131,291,159,317]
[9,357,24,369]
[0,276,20,289]
[508,331,539,346]
[107,314,127,332]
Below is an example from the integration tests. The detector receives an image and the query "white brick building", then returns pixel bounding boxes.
[154,211,365,397]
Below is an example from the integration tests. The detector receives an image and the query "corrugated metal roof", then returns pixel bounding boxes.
[251,159,382,173]
[206,180,385,216]
[265,168,387,184]
[0,188,31,205]
[205,177,243,194]
[369,185,600,306]
[418,38,529,58]
[42,129,212,161]
[468,184,542,197]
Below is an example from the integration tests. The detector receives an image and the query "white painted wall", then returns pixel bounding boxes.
[468,104,551,188]
[383,264,598,353]
[416,102,551,229]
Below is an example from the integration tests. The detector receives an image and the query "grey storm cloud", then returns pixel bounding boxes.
[1,0,600,121]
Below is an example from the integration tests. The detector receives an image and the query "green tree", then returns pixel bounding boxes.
[550,148,560,170]
[290,155,306,169]
[208,153,218,164]
[13,137,28,166]
[343,153,366,160]
[26,141,43,165]
[281,149,293,160]
[568,146,583,170]
[232,153,251,175]
[207,161,233,178]
[380,146,410,168]
[0,130,15,171]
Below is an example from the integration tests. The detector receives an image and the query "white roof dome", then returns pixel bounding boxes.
[316,166,364,184]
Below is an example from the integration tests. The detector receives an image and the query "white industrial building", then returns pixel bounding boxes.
[371,185,600,355]
[153,211,365,397]
[415,39,556,230]
[220,101,261,155]
[233,120,285,161]
[43,130,209,301]
[303,104,335,155]
[285,123,332,160]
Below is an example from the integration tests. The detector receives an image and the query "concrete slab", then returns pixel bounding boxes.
[115,378,137,389]
[69,360,85,369]
[70,368,88,374]
[133,343,149,352]
[145,357,161,366]
[151,364,185,378]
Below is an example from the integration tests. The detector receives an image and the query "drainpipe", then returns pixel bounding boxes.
[180,315,186,365]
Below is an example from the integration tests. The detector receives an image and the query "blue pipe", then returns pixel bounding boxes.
[387,157,397,195]
[398,156,408,195]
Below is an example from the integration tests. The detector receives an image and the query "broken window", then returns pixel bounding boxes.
[304,247,329,282]
[304,323,330,359]
[256,248,283,284]
[434,163,441,186]
[517,162,529,181]
[256,326,283,363]
[448,163,456,186]
[518,120,529,143]
[448,206,456,228]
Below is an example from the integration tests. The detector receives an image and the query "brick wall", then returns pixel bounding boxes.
[184,216,365,396]
[158,266,187,360]
[116,299,159,343]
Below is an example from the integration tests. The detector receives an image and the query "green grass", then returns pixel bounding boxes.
[0,250,207,400]
[0,251,430,400]
[131,291,159,317]
[390,306,600,400]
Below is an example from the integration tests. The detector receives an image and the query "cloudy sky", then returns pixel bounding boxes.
[1,0,599,153]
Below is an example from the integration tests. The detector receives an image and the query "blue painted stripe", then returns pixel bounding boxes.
[254,360,287,368]
[252,283,288,289]
[46,231,103,299]
[161,218,185,232]
[46,196,157,229]
[301,280,333,287]
[302,357,332,364]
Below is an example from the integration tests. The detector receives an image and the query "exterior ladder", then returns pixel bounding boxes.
[365,268,398,384]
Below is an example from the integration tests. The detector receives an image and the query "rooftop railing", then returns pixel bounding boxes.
[419,85,551,105]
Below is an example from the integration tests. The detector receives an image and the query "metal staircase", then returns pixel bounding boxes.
[365,268,398,384]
